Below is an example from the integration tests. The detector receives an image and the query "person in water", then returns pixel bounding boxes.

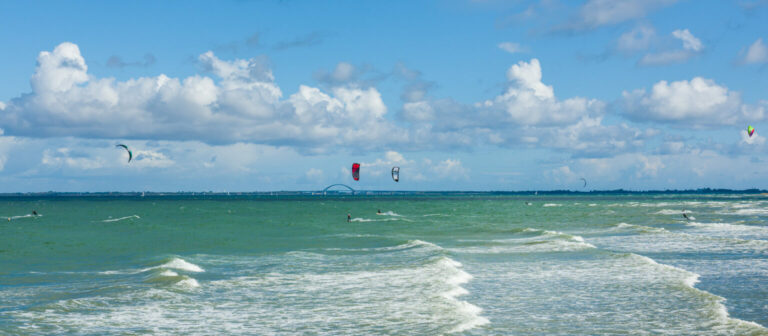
[347,213,351,222]
[377,209,381,214]
[682,211,689,220]
[32,210,38,216]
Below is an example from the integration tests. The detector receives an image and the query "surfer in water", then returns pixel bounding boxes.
[32,210,38,216]
[377,209,382,215]
[682,210,690,221]
[347,213,351,222]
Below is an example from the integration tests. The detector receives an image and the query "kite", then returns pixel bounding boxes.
[580,178,587,188]
[116,144,132,163]
[748,125,755,137]
[392,167,400,182]
[352,163,360,181]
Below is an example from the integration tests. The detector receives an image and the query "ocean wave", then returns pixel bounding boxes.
[144,269,200,289]
[376,211,401,216]
[195,251,488,334]
[322,239,441,253]
[101,215,140,222]
[655,209,692,215]
[100,257,205,276]
[451,229,595,254]
[719,208,768,216]
[148,257,205,273]
[5,214,40,221]
[542,203,561,207]
[350,217,410,223]
[626,253,766,333]
[613,222,670,234]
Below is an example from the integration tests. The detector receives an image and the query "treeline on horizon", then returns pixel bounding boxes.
[0,188,765,198]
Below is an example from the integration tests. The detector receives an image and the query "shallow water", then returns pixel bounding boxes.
[1,194,767,335]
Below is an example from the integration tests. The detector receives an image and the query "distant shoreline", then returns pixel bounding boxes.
[0,188,766,198]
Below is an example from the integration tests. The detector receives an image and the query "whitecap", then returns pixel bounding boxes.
[102,215,140,222]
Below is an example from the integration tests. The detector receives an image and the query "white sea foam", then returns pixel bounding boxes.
[350,217,404,223]
[6,214,38,220]
[720,208,768,216]
[543,203,561,207]
[102,215,140,222]
[655,209,691,215]
[628,253,766,332]
[143,257,204,273]
[452,229,595,254]
[175,277,200,288]
[613,222,670,234]
[376,210,401,216]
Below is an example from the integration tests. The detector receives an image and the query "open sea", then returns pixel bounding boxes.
[1,193,767,335]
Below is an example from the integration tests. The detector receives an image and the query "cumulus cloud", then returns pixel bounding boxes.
[672,29,702,52]
[539,116,649,157]
[305,168,324,180]
[617,25,656,53]
[0,43,655,162]
[621,77,762,126]
[553,153,666,185]
[638,29,703,65]
[741,129,766,146]
[396,59,642,157]
[481,59,605,126]
[0,42,404,153]
[741,38,768,64]
[497,42,526,54]
[563,0,678,31]
[431,159,468,180]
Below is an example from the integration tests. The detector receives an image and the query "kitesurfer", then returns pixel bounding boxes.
[377,209,382,214]
[32,210,38,216]
[683,211,690,220]
[347,213,351,222]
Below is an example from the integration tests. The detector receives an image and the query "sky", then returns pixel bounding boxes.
[0,0,767,192]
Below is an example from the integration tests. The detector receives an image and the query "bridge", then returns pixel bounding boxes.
[321,184,356,195]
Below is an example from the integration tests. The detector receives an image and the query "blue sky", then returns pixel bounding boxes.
[0,0,767,192]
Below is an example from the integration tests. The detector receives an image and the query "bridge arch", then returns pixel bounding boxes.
[322,184,356,194]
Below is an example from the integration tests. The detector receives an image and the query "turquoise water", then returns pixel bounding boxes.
[1,194,767,335]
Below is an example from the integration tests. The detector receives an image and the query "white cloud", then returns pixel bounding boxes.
[741,129,766,146]
[305,168,324,180]
[432,159,468,180]
[560,153,665,183]
[0,42,402,153]
[42,148,106,170]
[483,59,605,126]
[638,29,702,65]
[570,0,678,30]
[360,151,414,177]
[0,101,5,110]
[672,29,702,52]
[639,50,692,65]
[540,116,648,157]
[742,38,768,64]
[497,42,526,54]
[637,155,664,177]
[131,149,175,168]
[622,77,757,126]
[617,25,656,53]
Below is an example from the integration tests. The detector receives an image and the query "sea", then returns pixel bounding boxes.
[1,193,767,335]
